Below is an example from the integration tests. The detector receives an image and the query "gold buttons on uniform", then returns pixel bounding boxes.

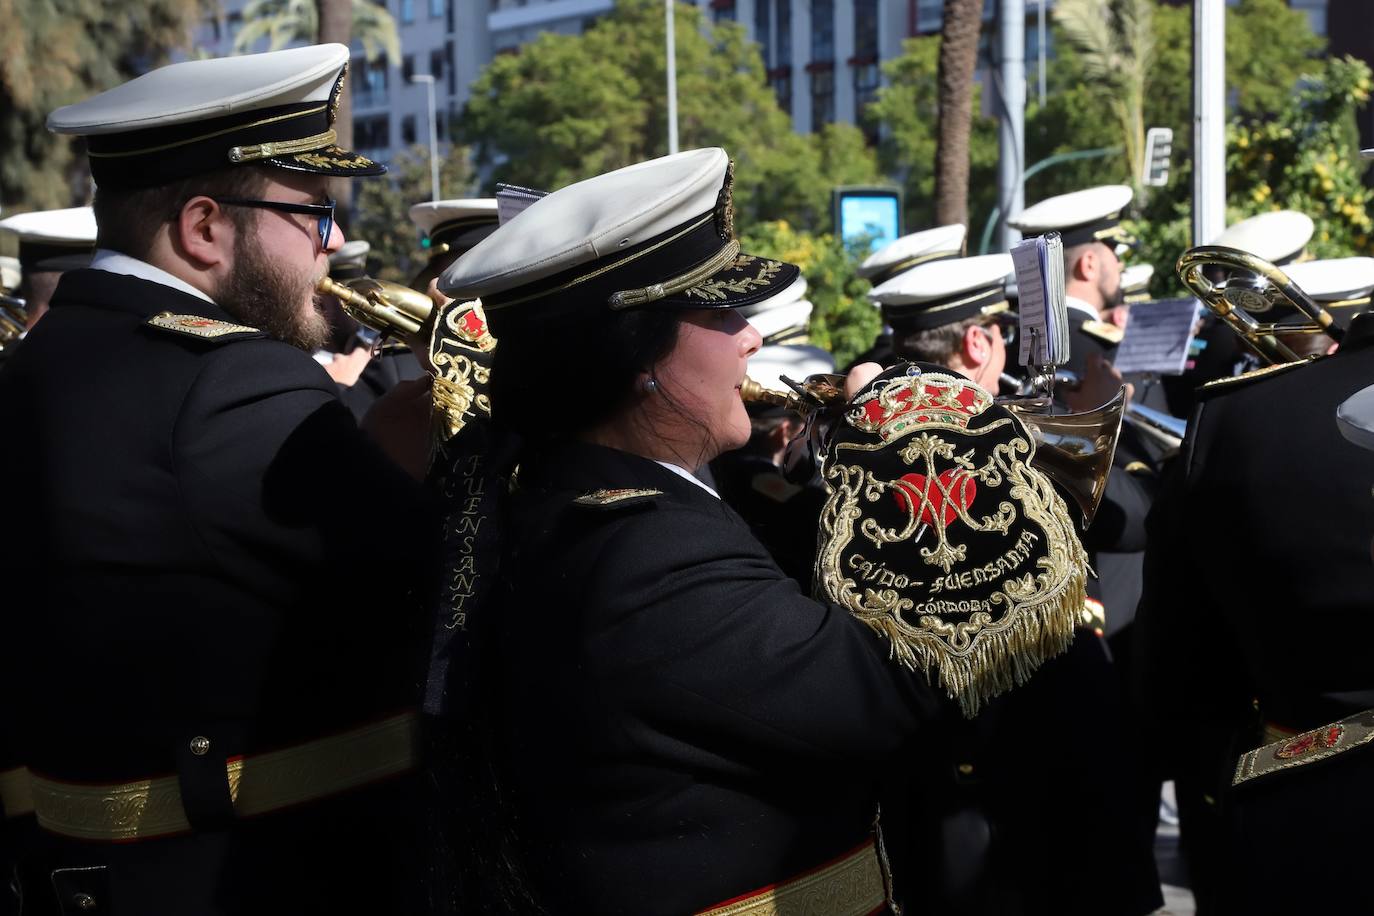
[189,736,211,756]
[73,893,97,911]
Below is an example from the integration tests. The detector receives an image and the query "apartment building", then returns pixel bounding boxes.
[190,0,1352,170]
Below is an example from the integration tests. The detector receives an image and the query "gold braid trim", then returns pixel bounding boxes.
[229,129,337,163]
[609,240,741,309]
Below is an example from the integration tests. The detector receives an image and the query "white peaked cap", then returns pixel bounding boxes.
[857,224,966,281]
[1210,211,1315,265]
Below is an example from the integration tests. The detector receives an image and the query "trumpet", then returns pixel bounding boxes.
[741,372,1123,525]
[316,275,434,342]
[1176,245,1343,365]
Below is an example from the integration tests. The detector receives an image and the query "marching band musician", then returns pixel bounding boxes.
[850,223,967,367]
[432,147,1097,915]
[1008,186,1135,381]
[709,275,834,584]
[1135,255,1374,915]
[1007,185,1162,658]
[866,254,1162,916]
[0,45,439,914]
[0,207,98,332]
[1163,210,1317,418]
[319,238,430,420]
[407,197,500,293]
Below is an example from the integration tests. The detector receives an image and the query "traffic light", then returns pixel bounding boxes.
[1143,127,1173,188]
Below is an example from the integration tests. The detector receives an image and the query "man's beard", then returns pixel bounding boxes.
[1102,274,1126,310]
[217,230,330,351]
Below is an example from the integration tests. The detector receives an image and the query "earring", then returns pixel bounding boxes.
[642,376,659,394]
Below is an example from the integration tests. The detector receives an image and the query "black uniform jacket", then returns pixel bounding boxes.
[336,346,425,421]
[1134,315,1374,912]
[493,441,943,915]
[0,270,437,915]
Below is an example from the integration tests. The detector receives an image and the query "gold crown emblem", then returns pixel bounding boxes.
[848,372,993,443]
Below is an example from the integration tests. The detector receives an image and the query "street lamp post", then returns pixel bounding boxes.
[410,73,440,202]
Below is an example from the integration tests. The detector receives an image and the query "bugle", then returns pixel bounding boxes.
[742,372,1123,525]
[316,275,434,341]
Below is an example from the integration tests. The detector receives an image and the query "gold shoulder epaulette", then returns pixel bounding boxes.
[146,312,262,341]
[1199,358,1311,398]
[571,488,663,508]
[1080,319,1124,345]
[1234,710,1374,787]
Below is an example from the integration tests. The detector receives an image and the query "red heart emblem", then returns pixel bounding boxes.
[893,470,977,527]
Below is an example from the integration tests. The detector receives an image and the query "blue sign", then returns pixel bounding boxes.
[834,188,902,255]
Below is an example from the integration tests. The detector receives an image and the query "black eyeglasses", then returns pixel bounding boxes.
[214,197,337,249]
[984,313,1017,346]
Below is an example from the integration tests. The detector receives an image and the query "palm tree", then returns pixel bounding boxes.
[232,0,399,64]
[234,0,400,214]
[1054,0,1155,199]
[935,0,986,227]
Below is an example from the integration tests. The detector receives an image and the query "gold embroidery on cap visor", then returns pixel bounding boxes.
[683,254,784,303]
[285,145,380,171]
[816,370,1086,716]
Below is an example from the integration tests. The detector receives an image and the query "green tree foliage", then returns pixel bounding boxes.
[351,143,476,284]
[232,0,398,63]
[1053,0,1153,198]
[866,36,999,236]
[461,0,877,229]
[1144,0,1323,161]
[738,220,879,370]
[0,0,203,215]
[1129,56,1371,297]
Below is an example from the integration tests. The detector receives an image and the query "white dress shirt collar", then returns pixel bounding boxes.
[654,460,720,499]
[88,249,215,305]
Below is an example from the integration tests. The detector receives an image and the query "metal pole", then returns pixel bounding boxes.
[998,0,1026,251]
[411,74,440,202]
[1037,0,1046,106]
[1193,0,1225,245]
[666,0,679,154]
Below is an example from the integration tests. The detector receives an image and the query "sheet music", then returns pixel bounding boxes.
[1013,232,1068,367]
[495,183,547,225]
[1111,298,1200,375]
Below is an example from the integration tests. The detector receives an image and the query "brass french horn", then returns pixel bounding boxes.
[741,373,1123,525]
[1176,245,1344,364]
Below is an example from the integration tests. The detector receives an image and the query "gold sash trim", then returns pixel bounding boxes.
[1234,709,1374,788]
[695,839,887,916]
[30,712,418,842]
[0,766,34,818]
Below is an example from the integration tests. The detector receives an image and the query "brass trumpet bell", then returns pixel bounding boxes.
[316,275,434,340]
[1003,390,1125,526]
[1176,245,1343,364]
